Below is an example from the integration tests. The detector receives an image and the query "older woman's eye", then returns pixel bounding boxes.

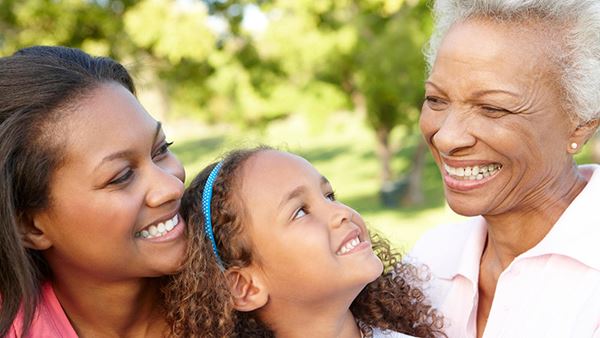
[481,106,510,117]
[425,96,448,110]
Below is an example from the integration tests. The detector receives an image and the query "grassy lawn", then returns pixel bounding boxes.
[165,112,594,251]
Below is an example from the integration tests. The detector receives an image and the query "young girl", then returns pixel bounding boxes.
[165,147,444,338]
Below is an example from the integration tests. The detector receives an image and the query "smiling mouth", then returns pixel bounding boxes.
[336,234,362,255]
[135,214,179,239]
[443,163,502,181]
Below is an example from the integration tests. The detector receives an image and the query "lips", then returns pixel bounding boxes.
[443,162,502,181]
[135,214,180,239]
[440,159,503,191]
[336,229,365,256]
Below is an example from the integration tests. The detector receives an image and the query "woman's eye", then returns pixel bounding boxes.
[424,96,448,110]
[109,169,134,185]
[481,106,509,117]
[152,141,173,159]
[293,207,307,220]
[326,191,336,201]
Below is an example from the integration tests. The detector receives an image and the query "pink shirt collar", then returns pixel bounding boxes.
[428,164,600,282]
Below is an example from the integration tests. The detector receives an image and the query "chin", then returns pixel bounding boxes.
[363,255,385,283]
[445,192,495,217]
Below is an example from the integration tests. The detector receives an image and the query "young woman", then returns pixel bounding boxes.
[0,46,187,337]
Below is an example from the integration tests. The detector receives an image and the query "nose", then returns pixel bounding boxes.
[429,108,476,156]
[328,202,353,230]
[145,158,185,208]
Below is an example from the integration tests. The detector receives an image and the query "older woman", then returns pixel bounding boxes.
[411,1,600,337]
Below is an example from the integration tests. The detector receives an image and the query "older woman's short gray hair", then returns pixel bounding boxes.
[425,0,600,122]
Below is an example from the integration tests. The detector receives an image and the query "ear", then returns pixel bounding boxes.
[225,266,269,312]
[20,214,53,250]
[568,119,599,154]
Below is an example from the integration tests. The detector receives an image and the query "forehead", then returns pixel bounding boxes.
[59,82,158,164]
[431,18,558,89]
[241,150,321,189]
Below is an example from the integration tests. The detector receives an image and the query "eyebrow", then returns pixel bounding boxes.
[471,89,520,99]
[278,176,330,209]
[424,81,448,96]
[94,121,163,172]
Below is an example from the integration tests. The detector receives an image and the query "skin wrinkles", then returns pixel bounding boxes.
[420,17,599,338]
[422,22,574,218]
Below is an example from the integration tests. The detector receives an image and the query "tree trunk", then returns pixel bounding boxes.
[402,137,426,206]
[375,127,393,184]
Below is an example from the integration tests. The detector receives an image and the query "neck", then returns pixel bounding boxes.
[482,164,588,269]
[52,274,167,338]
[259,294,362,338]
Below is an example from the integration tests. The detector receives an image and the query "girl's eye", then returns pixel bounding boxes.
[152,141,173,159]
[326,191,336,201]
[109,169,134,185]
[424,96,448,110]
[293,207,307,220]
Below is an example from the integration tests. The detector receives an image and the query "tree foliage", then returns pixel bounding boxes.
[0,0,432,204]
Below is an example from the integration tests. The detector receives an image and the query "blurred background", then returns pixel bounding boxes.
[2,0,597,249]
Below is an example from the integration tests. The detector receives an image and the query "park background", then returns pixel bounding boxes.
[2,0,597,249]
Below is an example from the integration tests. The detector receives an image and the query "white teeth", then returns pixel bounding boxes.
[444,163,502,181]
[135,214,179,239]
[337,236,361,255]
[165,219,174,231]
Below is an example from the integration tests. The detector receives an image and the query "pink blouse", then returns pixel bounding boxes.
[9,281,78,338]
[410,165,600,338]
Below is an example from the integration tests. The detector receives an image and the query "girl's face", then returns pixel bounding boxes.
[32,82,187,281]
[238,150,383,305]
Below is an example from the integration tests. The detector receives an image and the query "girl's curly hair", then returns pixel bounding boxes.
[164,147,445,338]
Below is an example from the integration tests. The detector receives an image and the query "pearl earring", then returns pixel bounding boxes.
[570,142,578,150]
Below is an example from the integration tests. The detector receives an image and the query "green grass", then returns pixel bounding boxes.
[165,112,595,251]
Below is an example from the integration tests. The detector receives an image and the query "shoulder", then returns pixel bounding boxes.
[409,217,483,264]
[9,282,78,338]
[371,327,417,338]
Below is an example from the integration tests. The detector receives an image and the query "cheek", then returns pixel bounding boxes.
[419,109,437,140]
[58,196,140,237]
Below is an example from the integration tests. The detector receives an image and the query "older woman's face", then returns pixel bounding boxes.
[420,19,578,217]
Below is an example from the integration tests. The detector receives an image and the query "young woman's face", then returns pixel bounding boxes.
[33,82,187,281]
[239,150,383,305]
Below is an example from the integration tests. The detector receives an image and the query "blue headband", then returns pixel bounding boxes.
[201,161,225,270]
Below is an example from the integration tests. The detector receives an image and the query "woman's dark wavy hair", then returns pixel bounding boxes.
[165,147,445,337]
[0,45,136,337]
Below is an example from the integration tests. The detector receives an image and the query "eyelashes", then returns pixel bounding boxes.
[152,141,174,159]
[107,141,174,187]
[292,191,337,220]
